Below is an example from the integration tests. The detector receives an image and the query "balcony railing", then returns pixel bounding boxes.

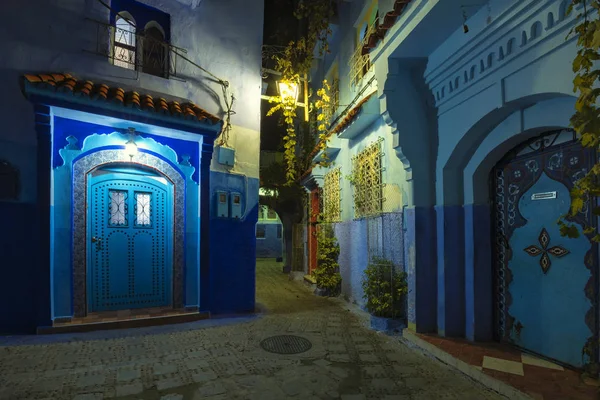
[349,20,378,88]
[85,18,187,79]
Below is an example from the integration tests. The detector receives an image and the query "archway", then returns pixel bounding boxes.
[489,129,597,368]
[71,149,186,317]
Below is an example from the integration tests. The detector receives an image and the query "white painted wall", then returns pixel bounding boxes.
[0,0,264,203]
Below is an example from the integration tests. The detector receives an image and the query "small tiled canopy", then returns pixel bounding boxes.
[23,73,221,125]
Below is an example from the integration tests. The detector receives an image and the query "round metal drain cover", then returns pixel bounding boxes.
[260,335,312,354]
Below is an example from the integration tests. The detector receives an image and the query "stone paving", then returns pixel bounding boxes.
[0,260,506,400]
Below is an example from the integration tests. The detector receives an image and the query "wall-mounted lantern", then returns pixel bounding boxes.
[277,80,300,107]
[125,127,138,159]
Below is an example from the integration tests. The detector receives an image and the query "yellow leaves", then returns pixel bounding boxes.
[592,25,600,50]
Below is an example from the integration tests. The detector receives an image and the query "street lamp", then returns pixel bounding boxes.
[277,80,300,106]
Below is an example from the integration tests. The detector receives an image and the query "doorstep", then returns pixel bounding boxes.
[37,307,210,334]
[402,329,599,400]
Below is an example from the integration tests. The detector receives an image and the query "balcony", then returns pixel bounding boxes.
[85,18,187,79]
[349,20,378,88]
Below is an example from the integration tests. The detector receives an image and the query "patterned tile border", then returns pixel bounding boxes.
[401,329,532,400]
[72,150,185,317]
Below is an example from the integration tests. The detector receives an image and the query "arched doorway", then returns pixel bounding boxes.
[491,129,598,368]
[87,165,174,312]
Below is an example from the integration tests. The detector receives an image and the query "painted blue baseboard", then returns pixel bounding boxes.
[0,202,45,333]
[435,205,466,337]
[404,206,437,333]
[464,203,493,341]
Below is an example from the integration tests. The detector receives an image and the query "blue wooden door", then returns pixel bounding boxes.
[493,131,598,368]
[87,170,172,312]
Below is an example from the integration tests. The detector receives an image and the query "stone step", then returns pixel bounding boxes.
[36,311,210,335]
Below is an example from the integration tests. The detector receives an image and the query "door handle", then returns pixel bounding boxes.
[92,236,103,250]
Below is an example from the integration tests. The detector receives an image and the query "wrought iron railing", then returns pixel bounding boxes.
[85,18,187,79]
[349,20,378,88]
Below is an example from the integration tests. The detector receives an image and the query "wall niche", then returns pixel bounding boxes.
[0,160,20,200]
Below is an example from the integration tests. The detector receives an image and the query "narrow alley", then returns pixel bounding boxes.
[0,260,504,400]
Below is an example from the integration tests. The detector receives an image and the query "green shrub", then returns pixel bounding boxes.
[361,257,408,318]
[313,224,342,295]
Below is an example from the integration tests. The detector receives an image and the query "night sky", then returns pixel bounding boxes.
[260,0,299,152]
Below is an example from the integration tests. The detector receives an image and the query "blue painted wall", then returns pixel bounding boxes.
[209,172,259,315]
[0,203,42,333]
[255,224,283,258]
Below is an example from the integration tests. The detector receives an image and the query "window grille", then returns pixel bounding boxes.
[323,167,342,222]
[352,137,385,218]
[349,20,377,88]
[114,16,136,70]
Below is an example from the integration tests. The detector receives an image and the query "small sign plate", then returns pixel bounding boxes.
[531,191,557,201]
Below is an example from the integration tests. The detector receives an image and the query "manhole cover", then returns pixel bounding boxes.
[260,335,312,354]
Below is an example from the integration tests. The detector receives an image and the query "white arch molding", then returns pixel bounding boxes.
[71,149,186,317]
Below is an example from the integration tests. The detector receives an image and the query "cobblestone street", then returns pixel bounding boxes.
[0,260,505,400]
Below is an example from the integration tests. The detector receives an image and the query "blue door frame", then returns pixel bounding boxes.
[87,168,173,312]
[492,130,599,368]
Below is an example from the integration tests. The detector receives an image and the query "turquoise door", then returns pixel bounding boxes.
[493,131,598,368]
[87,168,173,312]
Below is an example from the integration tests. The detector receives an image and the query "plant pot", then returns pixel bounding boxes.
[314,287,330,297]
[370,315,406,333]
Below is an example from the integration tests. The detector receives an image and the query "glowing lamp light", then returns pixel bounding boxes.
[125,140,138,158]
[277,80,299,106]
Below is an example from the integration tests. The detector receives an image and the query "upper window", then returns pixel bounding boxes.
[110,0,171,78]
[142,22,168,78]
[113,13,137,70]
[349,6,378,88]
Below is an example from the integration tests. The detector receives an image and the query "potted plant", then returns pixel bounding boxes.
[361,257,408,333]
[313,224,342,296]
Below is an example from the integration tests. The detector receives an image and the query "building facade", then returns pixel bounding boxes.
[302,0,598,369]
[0,0,263,333]
[255,206,283,259]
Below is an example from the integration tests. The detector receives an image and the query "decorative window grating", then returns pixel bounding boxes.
[323,167,342,222]
[134,192,152,227]
[352,137,385,218]
[108,189,128,226]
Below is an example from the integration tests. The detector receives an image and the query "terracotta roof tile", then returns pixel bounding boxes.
[23,73,221,125]
[363,0,412,55]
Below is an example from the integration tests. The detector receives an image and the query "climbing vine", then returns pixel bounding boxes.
[559,0,600,375]
[559,0,600,240]
[314,79,333,167]
[267,0,336,183]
